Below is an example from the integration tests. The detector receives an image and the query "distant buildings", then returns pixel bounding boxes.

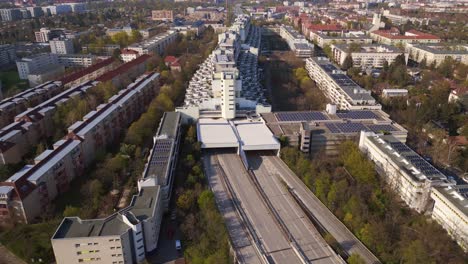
[50,38,75,54]
[331,44,405,69]
[279,25,313,58]
[0,72,160,226]
[0,8,22,21]
[0,44,17,67]
[151,10,174,21]
[120,49,140,63]
[82,44,120,56]
[306,57,381,110]
[16,53,64,85]
[57,54,97,68]
[382,89,408,99]
[127,31,178,55]
[35,28,64,43]
[407,44,468,66]
[370,28,441,46]
[312,31,373,48]
[51,112,181,263]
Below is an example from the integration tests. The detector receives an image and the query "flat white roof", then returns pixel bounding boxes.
[197,119,239,148]
[234,121,280,151]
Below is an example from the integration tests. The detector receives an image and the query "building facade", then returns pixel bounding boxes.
[0,44,16,67]
[407,44,468,66]
[50,38,75,54]
[331,44,406,69]
[306,57,381,110]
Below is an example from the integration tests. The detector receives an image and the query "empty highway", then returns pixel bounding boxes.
[247,153,344,264]
[257,152,381,264]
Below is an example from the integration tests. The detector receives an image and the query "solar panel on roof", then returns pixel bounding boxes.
[335,123,368,133]
[325,123,340,133]
[389,142,412,153]
[336,111,378,120]
[276,112,328,122]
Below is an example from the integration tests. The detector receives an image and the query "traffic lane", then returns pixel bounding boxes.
[217,153,302,263]
[249,154,344,264]
[265,155,380,264]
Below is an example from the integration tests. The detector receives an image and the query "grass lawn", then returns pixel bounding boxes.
[0,71,29,97]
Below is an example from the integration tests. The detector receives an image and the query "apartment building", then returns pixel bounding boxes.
[120,49,139,63]
[279,25,313,58]
[50,38,75,54]
[28,65,65,86]
[96,54,151,88]
[35,28,64,43]
[59,57,117,88]
[370,28,441,46]
[0,81,62,128]
[430,185,468,251]
[127,31,178,55]
[16,53,60,80]
[151,10,174,21]
[51,112,181,263]
[359,132,454,213]
[0,81,97,166]
[82,44,120,56]
[407,44,468,66]
[58,54,97,68]
[331,44,406,69]
[262,105,407,155]
[306,57,381,110]
[0,8,22,21]
[311,31,373,48]
[382,89,408,98]
[26,6,44,18]
[0,73,160,226]
[0,44,16,67]
[177,14,270,122]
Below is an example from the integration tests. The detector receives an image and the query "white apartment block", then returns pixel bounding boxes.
[51,112,181,264]
[359,132,454,213]
[58,54,97,68]
[331,44,406,69]
[16,53,59,80]
[176,14,271,122]
[279,25,313,58]
[306,57,381,110]
[0,73,159,226]
[310,31,373,48]
[382,89,408,98]
[50,38,75,54]
[127,30,178,55]
[0,9,22,21]
[407,44,468,66]
[430,185,468,251]
[0,44,16,67]
[370,29,441,47]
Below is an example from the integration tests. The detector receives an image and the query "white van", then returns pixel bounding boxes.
[175,240,182,250]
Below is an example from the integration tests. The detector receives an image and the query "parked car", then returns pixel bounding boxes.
[175,240,182,251]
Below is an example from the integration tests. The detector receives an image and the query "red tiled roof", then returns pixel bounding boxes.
[372,29,440,40]
[164,56,178,63]
[121,49,139,55]
[59,57,116,85]
[307,24,342,32]
[96,54,151,82]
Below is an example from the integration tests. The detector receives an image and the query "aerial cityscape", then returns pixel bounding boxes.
[0,0,466,263]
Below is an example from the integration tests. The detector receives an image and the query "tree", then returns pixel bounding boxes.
[348,253,366,264]
[342,55,354,70]
[401,240,433,264]
[437,57,454,78]
[63,206,80,217]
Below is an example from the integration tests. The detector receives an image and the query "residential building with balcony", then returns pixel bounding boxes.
[331,44,406,69]
[50,38,75,54]
[279,25,313,58]
[127,31,178,56]
[306,57,381,110]
[0,44,17,67]
[407,44,468,66]
[359,131,455,213]
[310,31,373,48]
[370,28,441,47]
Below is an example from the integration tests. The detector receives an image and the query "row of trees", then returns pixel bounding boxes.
[175,126,230,263]
[281,143,468,263]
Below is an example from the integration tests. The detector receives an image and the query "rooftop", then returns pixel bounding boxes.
[433,185,468,216]
[372,29,440,40]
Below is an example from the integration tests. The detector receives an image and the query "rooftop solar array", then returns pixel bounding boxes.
[325,122,398,134]
[146,139,174,181]
[276,112,328,122]
[320,64,337,72]
[389,141,412,153]
[336,111,378,120]
[332,74,357,87]
[388,142,442,177]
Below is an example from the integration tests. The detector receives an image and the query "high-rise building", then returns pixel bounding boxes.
[16,53,59,79]
[50,38,75,54]
[0,44,16,67]
[0,9,22,21]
